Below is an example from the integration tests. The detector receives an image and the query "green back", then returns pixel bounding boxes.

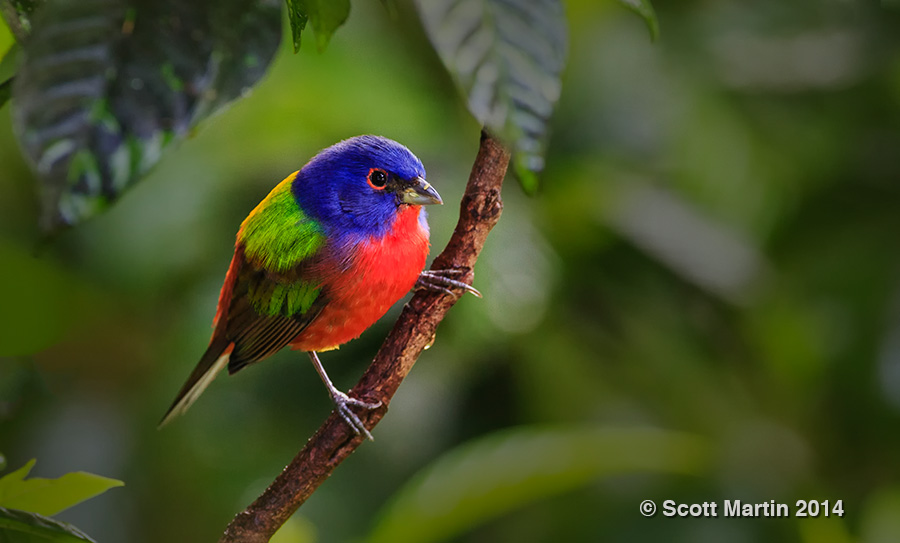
[238,177,325,318]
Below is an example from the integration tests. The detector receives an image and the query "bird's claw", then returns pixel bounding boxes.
[331,390,381,441]
[416,269,482,298]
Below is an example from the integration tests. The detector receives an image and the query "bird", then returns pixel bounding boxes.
[159,135,478,439]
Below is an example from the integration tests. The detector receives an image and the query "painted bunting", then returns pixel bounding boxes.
[160,136,477,439]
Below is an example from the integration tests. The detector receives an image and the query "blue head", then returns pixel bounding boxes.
[292,136,441,239]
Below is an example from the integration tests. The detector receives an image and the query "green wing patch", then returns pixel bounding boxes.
[247,276,321,318]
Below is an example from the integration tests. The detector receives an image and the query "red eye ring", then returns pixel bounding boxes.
[367,168,388,190]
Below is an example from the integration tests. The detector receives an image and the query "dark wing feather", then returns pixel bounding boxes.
[161,244,328,426]
[222,250,327,374]
[224,295,325,374]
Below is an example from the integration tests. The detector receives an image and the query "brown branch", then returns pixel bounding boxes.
[219,131,510,543]
[0,4,28,44]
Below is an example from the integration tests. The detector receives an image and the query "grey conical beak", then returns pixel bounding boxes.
[400,177,442,206]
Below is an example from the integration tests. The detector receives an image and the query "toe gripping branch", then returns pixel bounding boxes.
[309,350,382,441]
[416,268,482,298]
[330,390,381,441]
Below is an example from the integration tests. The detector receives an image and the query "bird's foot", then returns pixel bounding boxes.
[331,390,381,441]
[416,269,482,298]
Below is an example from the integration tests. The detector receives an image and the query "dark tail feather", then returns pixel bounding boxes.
[159,336,233,428]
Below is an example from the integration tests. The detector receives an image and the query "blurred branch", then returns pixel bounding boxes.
[0,2,30,43]
[219,130,510,543]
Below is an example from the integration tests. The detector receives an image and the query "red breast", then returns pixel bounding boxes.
[289,205,429,352]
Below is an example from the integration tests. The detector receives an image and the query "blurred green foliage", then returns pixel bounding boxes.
[369,427,708,543]
[0,241,95,357]
[616,0,659,41]
[2,0,900,542]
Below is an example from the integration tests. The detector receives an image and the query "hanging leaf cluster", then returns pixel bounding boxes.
[4,0,281,233]
[416,0,568,193]
[1,0,657,227]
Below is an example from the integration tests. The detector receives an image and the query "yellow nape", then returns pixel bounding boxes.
[241,171,300,228]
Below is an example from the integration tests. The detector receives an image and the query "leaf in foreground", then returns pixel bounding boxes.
[368,426,709,543]
[301,0,350,53]
[0,460,123,516]
[416,0,568,193]
[284,0,308,53]
[0,41,18,109]
[12,0,282,233]
[0,507,96,542]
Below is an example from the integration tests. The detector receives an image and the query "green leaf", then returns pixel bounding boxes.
[1,33,20,104]
[301,0,350,53]
[11,0,282,233]
[0,507,96,542]
[284,0,308,53]
[0,40,19,75]
[416,0,568,193]
[0,455,6,471]
[616,0,659,41]
[0,460,123,516]
[0,12,15,51]
[368,426,709,543]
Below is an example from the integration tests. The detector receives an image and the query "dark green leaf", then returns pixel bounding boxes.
[0,77,10,108]
[0,40,18,78]
[616,0,659,41]
[0,507,96,542]
[0,460,123,516]
[0,455,5,471]
[416,0,568,193]
[368,427,709,543]
[300,0,349,53]
[1,23,20,105]
[284,0,308,53]
[11,0,282,233]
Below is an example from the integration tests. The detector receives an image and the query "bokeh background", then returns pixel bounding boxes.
[4,0,900,541]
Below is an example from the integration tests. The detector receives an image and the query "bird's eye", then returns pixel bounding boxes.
[367,168,388,190]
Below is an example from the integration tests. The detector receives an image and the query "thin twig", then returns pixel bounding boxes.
[219,131,510,543]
